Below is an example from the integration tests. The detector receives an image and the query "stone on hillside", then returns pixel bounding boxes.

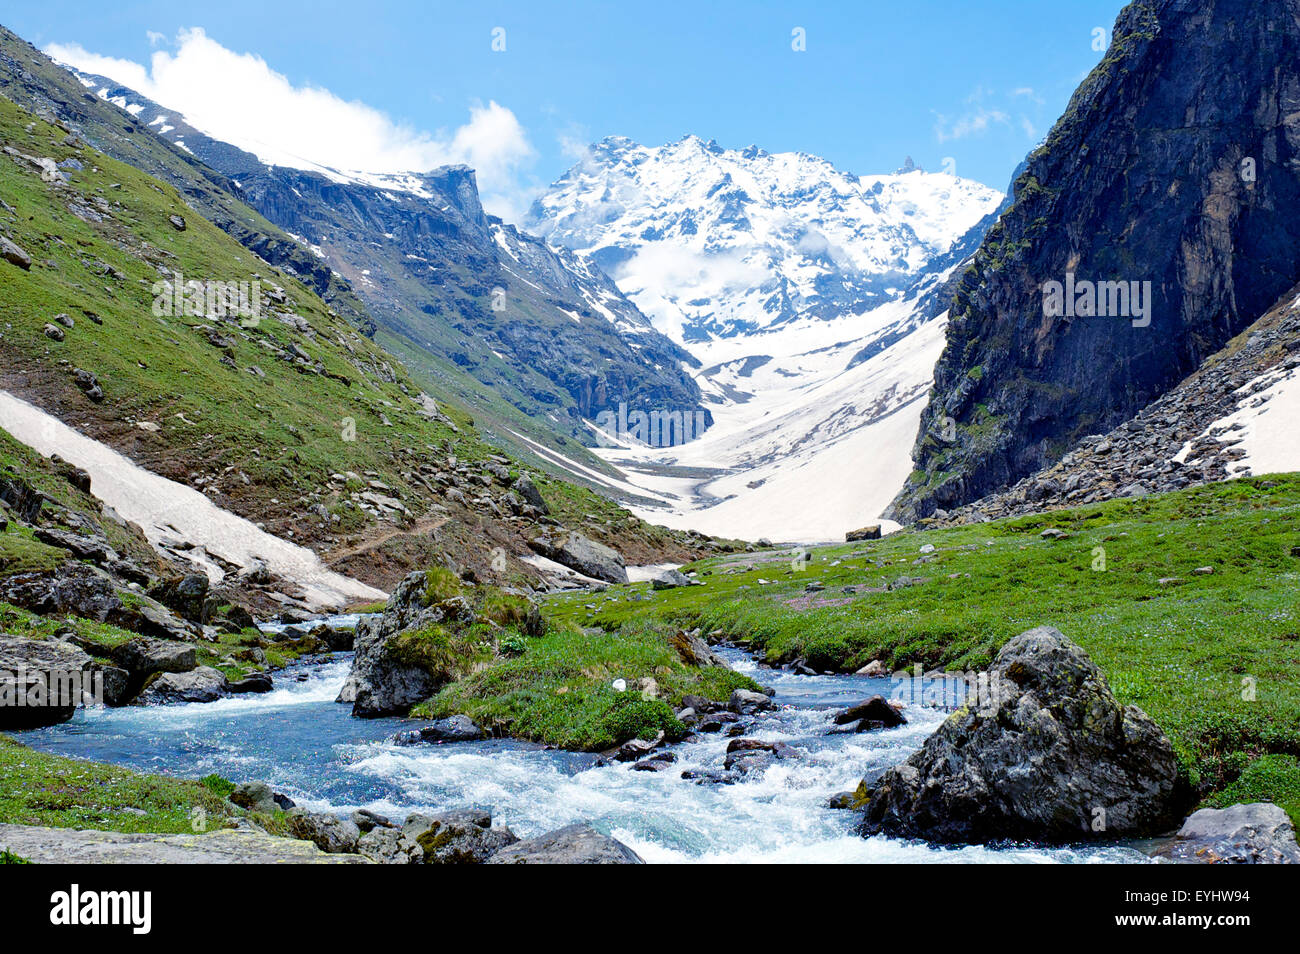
[486,823,643,864]
[0,636,96,728]
[859,626,1181,843]
[135,666,228,705]
[403,809,518,864]
[42,322,65,342]
[1152,803,1300,864]
[148,573,211,625]
[32,527,114,564]
[512,474,549,515]
[168,214,186,231]
[846,525,882,542]
[650,568,691,589]
[0,235,32,269]
[72,368,103,402]
[528,530,627,583]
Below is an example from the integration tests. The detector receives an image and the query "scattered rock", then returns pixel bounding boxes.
[229,782,294,814]
[487,823,643,864]
[404,809,518,864]
[1152,803,1300,864]
[845,525,882,542]
[135,666,228,705]
[42,322,65,342]
[0,235,32,269]
[728,688,775,714]
[512,474,549,515]
[831,695,906,731]
[72,368,103,402]
[286,810,360,854]
[168,214,186,231]
[650,568,692,589]
[227,671,273,694]
[392,714,485,745]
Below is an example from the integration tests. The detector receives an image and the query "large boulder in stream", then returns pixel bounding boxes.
[0,635,98,728]
[527,530,628,584]
[339,570,540,717]
[859,626,1182,844]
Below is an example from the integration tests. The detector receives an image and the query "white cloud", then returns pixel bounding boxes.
[45,28,536,220]
[933,106,1010,143]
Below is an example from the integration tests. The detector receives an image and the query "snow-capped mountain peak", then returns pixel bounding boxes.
[525,135,1002,345]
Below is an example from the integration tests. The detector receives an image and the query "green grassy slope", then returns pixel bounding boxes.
[545,475,1300,824]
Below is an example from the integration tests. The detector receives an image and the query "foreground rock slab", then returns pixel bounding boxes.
[0,824,370,863]
[859,626,1181,844]
[1152,803,1300,864]
[487,823,644,864]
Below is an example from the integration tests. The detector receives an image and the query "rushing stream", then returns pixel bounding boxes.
[15,635,1147,863]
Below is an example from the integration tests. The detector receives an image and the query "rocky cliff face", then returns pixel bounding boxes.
[890,0,1300,522]
[47,68,707,440]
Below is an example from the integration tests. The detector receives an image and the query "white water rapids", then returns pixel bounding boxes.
[17,645,1149,864]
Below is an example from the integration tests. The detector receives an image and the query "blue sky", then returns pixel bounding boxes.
[8,1,1128,217]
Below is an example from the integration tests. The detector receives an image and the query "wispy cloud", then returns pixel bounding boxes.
[933,85,1045,145]
[46,28,537,220]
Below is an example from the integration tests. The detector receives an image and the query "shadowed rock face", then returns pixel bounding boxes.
[891,0,1300,522]
[859,627,1182,844]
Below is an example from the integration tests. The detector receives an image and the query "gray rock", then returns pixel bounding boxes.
[845,525,882,542]
[402,809,519,863]
[392,714,485,744]
[859,626,1181,843]
[136,666,228,705]
[831,696,906,731]
[0,235,32,270]
[111,636,197,680]
[728,688,775,714]
[350,809,393,833]
[650,568,692,590]
[42,322,65,342]
[0,636,97,728]
[528,530,627,584]
[0,824,368,863]
[228,781,294,814]
[287,810,361,854]
[72,368,103,402]
[486,823,643,864]
[1153,803,1300,864]
[513,474,549,514]
[357,826,411,864]
[227,671,273,694]
[342,570,475,717]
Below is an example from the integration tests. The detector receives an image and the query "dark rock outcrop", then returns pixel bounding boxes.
[0,635,97,728]
[892,0,1300,521]
[404,810,519,864]
[859,626,1182,843]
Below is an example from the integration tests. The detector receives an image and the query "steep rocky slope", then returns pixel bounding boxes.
[48,62,708,458]
[891,0,1300,522]
[923,278,1300,525]
[0,95,722,595]
[0,24,374,334]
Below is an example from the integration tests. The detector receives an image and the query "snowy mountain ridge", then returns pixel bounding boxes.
[524,135,1005,541]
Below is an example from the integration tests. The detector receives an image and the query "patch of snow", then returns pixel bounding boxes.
[0,390,385,610]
